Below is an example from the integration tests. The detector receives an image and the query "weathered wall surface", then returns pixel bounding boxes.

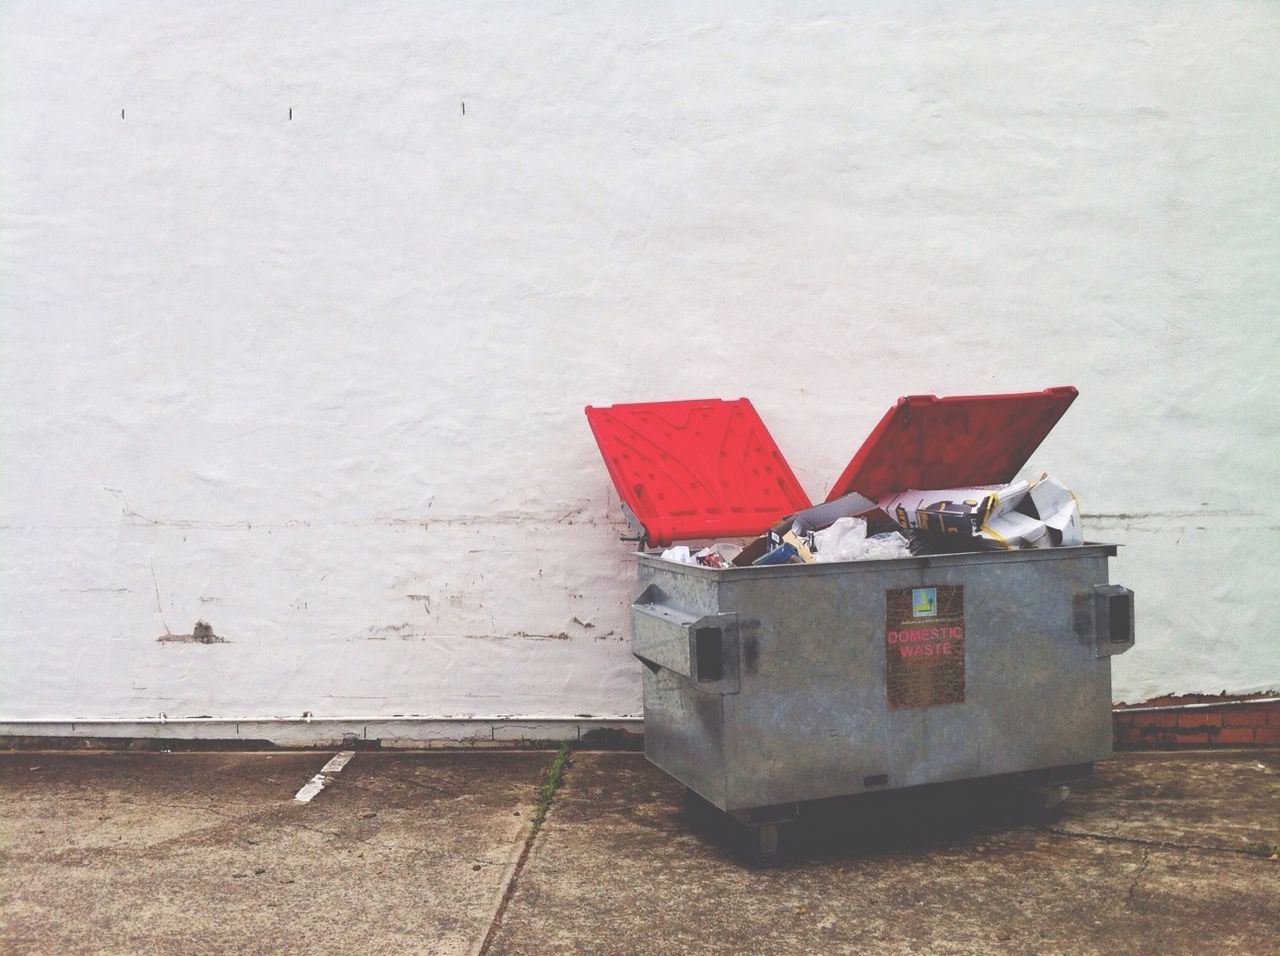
[2,2,1277,725]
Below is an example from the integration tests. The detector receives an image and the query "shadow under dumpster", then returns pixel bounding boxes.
[680,775,1072,866]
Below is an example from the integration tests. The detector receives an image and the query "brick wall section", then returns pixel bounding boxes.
[1113,694,1280,749]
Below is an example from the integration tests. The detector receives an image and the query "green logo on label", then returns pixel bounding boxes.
[912,588,937,617]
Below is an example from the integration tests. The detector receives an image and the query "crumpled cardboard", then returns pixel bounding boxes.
[874,473,1081,550]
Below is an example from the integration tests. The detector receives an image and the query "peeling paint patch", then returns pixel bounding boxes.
[357,622,430,641]
[463,631,572,642]
[371,509,610,529]
[158,620,228,644]
[507,630,571,642]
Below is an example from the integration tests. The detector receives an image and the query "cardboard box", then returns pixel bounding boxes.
[875,473,1081,550]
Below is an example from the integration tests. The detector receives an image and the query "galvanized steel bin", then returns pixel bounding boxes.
[631,543,1132,814]
[586,390,1134,863]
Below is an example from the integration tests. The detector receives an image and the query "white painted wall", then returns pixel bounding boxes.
[2,2,1277,727]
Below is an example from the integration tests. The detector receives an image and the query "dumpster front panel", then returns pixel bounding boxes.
[634,545,1121,813]
[935,550,1114,785]
[718,569,891,811]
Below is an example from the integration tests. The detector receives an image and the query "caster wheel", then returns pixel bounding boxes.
[741,821,789,868]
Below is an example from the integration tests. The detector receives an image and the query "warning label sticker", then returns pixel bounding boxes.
[885,585,965,709]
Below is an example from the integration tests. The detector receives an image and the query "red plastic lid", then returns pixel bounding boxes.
[825,387,1079,501]
[585,399,812,546]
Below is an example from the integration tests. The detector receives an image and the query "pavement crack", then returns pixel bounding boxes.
[287,821,343,839]
[1044,825,1271,860]
[1125,846,1150,910]
[475,744,570,956]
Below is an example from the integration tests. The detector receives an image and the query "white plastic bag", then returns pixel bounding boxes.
[813,517,868,563]
[813,517,911,562]
[860,531,912,560]
[660,545,699,565]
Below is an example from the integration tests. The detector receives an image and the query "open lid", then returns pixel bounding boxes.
[585,398,812,546]
[825,386,1079,501]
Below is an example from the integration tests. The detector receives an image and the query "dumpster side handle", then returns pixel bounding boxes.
[1092,585,1135,658]
[632,586,741,692]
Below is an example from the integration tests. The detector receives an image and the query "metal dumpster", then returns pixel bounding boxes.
[586,389,1134,864]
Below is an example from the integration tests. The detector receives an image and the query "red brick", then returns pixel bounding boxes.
[1223,709,1267,727]
[1144,713,1179,728]
[1255,728,1280,746]
[1179,711,1223,728]
[1267,709,1280,727]
[1216,727,1255,745]
[1172,732,1210,745]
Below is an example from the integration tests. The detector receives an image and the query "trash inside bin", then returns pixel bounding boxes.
[585,388,1134,865]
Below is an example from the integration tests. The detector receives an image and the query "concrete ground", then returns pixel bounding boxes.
[1,749,1276,955]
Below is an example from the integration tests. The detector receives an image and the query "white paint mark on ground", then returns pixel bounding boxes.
[320,751,355,774]
[294,750,356,803]
[294,774,329,803]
